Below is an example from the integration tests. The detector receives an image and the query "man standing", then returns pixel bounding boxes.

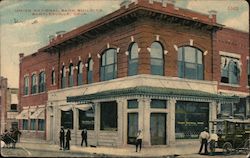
[198,127,210,155]
[135,130,143,152]
[209,130,218,156]
[81,128,88,147]
[59,126,65,150]
[65,128,71,150]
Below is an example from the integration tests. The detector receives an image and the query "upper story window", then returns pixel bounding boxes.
[247,59,250,86]
[68,64,74,87]
[221,56,240,85]
[100,49,117,81]
[51,70,55,85]
[38,71,46,93]
[61,66,66,88]
[77,61,83,86]
[150,42,164,76]
[10,104,17,111]
[178,46,203,80]
[24,76,29,95]
[31,74,37,94]
[128,42,139,76]
[87,58,93,84]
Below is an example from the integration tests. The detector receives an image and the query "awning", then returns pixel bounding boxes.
[75,104,92,111]
[59,105,72,111]
[16,109,28,119]
[30,107,45,119]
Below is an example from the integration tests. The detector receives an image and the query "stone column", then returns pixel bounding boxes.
[116,99,126,147]
[53,105,59,144]
[123,100,128,146]
[73,107,78,145]
[209,101,217,132]
[168,99,176,145]
[94,102,100,146]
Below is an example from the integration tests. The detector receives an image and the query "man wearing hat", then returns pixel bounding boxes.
[198,127,209,155]
[59,126,65,150]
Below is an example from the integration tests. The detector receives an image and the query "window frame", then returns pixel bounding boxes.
[68,64,74,87]
[61,66,66,88]
[150,42,164,76]
[38,71,46,93]
[24,76,29,95]
[87,58,94,84]
[128,42,139,76]
[31,74,37,94]
[100,48,117,81]
[77,61,83,86]
[51,70,56,85]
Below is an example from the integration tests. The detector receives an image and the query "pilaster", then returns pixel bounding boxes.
[209,101,217,132]
[116,98,126,147]
[168,99,176,146]
[94,102,100,146]
[73,107,78,145]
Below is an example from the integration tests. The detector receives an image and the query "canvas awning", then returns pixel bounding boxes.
[75,104,92,111]
[30,107,45,119]
[16,109,29,119]
[59,105,73,111]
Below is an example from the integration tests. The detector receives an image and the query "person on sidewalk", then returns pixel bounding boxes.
[65,128,71,150]
[209,129,218,156]
[135,129,143,152]
[11,128,21,149]
[198,127,210,155]
[81,128,88,147]
[59,126,65,150]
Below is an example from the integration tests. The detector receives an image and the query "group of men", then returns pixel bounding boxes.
[1,128,21,148]
[198,127,218,155]
[59,126,88,150]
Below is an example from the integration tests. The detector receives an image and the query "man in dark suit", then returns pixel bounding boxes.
[65,129,71,150]
[59,126,65,150]
[81,128,88,147]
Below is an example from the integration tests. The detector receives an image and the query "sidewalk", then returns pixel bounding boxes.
[16,139,200,157]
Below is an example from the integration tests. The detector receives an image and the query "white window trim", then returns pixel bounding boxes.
[219,51,241,59]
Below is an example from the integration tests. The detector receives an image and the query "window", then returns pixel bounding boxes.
[51,70,55,85]
[87,58,93,84]
[31,74,37,94]
[150,42,164,75]
[247,60,250,86]
[30,119,36,130]
[127,100,138,109]
[38,71,46,93]
[61,66,66,88]
[220,103,233,116]
[128,43,139,76]
[68,64,74,87]
[61,110,73,129]
[10,104,17,111]
[220,56,240,84]
[178,46,203,80]
[24,76,29,95]
[79,109,94,130]
[11,122,18,130]
[100,49,117,81]
[38,119,45,131]
[100,101,117,130]
[127,113,138,144]
[77,61,83,85]
[151,99,167,109]
[22,119,28,130]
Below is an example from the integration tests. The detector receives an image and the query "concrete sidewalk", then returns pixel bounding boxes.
[17,139,200,157]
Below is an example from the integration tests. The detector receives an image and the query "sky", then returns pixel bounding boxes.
[0,0,249,88]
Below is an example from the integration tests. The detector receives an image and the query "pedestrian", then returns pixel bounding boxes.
[59,126,65,150]
[11,128,21,149]
[198,127,210,155]
[81,128,88,147]
[135,129,143,152]
[209,129,218,156]
[65,128,71,150]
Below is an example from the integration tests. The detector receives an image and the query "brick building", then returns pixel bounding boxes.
[18,0,249,147]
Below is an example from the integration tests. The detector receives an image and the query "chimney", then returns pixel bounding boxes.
[19,53,24,59]
[120,0,131,9]
[208,10,217,23]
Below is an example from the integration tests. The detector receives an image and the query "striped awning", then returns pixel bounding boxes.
[30,107,45,119]
[16,109,28,119]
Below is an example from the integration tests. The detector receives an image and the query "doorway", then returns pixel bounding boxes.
[150,113,166,145]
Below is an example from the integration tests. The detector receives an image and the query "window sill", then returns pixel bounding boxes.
[219,83,240,88]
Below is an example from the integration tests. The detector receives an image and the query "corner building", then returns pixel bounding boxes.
[18,0,249,146]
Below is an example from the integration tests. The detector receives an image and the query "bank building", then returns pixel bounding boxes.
[17,0,249,147]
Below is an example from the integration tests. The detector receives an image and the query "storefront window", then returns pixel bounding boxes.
[22,119,28,130]
[127,113,138,144]
[220,103,232,116]
[100,101,117,131]
[30,119,36,130]
[61,110,73,129]
[151,99,167,109]
[175,101,209,139]
[38,119,45,131]
[79,109,94,130]
[127,100,138,109]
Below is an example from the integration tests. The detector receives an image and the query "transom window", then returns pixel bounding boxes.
[178,46,203,80]
[38,71,46,93]
[24,76,29,95]
[87,58,93,84]
[128,42,139,76]
[150,42,164,76]
[77,61,83,86]
[221,56,240,85]
[31,74,37,94]
[61,66,66,88]
[68,64,74,87]
[100,49,117,81]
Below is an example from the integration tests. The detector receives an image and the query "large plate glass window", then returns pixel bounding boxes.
[100,101,117,131]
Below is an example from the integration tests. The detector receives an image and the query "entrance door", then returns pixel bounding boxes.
[150,113,166,145]
[127,113,138,144]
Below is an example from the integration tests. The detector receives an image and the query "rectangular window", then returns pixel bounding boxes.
[127,100,138,109]
[79,109,94,130]
[127,113,138,144]
[30,119,36,130]
[10,104,17,111]
[38,119,45,131]
[11,122,18,130]
[61,110,73,129]
[100,101,117,131]
[22,119,28,130]
[151,99,167,109]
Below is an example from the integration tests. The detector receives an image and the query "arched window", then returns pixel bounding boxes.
[128,42,139,76]
[38,71,46,93]
[51,70,55,85]
[87,58,93,84]
[100,49,117,81]
[31,74,37,94]
[61,66,66,88]
[220,57,240,85]
[77,61,83,86]
[150,42,164,75]
[178,46,203,80]
[24,76,29,95]
[68,64,74,87]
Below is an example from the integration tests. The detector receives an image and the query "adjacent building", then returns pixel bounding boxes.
[18,0,249,147]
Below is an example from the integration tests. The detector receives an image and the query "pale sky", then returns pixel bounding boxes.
[0,0,248,88]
